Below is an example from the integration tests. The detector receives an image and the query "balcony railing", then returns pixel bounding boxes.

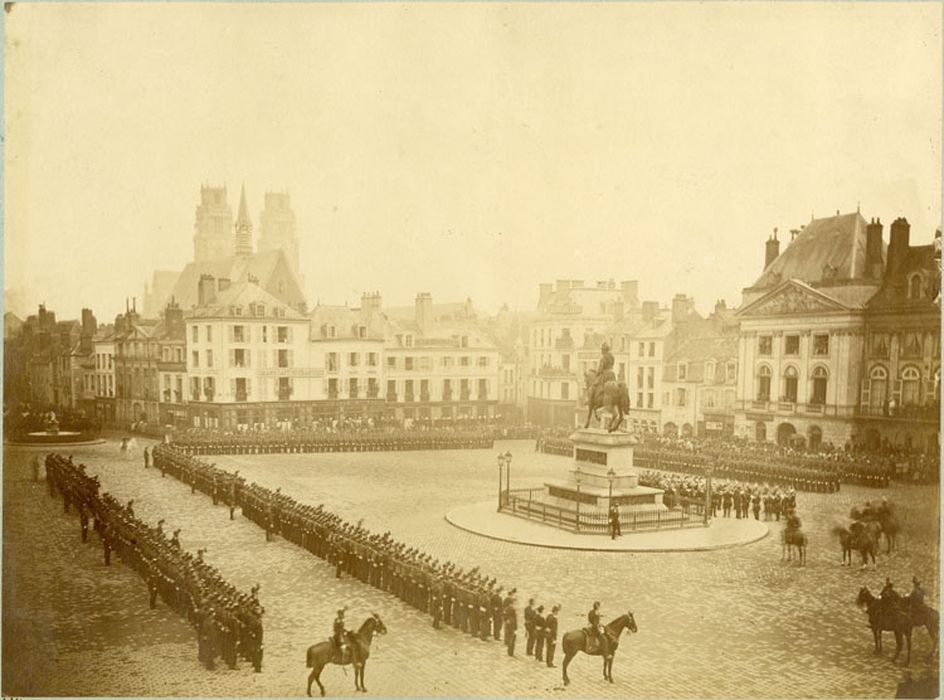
[386,392,397,402]
[328,390,339,399]
[443,391,453,402]
[752,399,769,410]
[460,391,471,401]
[278,390,291,401]
[405,393,415,403]
[420,392,430,402]
[777,401,796,413]
[805,402,824,414]
[857,404,940,421]
[367,386,379,399]
[235,391,248,402]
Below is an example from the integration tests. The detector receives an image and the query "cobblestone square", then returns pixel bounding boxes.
[3,439,940,697]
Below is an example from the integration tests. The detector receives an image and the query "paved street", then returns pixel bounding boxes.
[3,439,939,697]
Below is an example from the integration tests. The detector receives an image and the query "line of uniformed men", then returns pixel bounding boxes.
[44,452,263,673]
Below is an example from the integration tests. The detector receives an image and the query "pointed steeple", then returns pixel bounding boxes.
[234,182,254,257]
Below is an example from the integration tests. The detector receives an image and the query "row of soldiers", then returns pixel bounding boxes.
[634,444,842,493]
[171,428,494,456]
[152,445,547,660]
[640,471,798,521]
[43,453,263,673]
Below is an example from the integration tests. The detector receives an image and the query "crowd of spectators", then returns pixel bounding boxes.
[43,453,262,672]
[5,406,102,438]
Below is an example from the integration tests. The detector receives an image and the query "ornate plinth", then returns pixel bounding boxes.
[541,429,665,514]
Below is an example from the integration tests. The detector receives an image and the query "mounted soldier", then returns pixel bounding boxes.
[586,601,609,657]
[583,343,630,432]
[332,607,349,661]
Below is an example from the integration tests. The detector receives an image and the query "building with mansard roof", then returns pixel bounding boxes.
[384,293,500,425]
[734,211,939,454]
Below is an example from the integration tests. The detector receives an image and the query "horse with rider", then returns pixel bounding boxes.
[559,601,638,685]
[306,608,388,696]
[856,576,939,665]
[583,343,631,433]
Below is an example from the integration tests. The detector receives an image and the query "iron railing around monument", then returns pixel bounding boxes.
[499,487,705,534]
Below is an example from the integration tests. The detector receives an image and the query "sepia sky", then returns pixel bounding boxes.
[3,2,942,323]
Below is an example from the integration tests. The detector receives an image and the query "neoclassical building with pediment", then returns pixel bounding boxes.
[734,211,940,453]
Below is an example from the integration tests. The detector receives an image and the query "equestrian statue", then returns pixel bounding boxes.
[584,343,631,433]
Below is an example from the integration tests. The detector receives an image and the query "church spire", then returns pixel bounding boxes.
[234,182,254,257]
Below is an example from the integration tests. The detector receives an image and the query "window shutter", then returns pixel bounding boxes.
[229,379,236,397]
[923,380,935,403]
[288,349,294,367]
[245,325,252,343]
[860,378,870,408]
[246,350,252,368]
[229,349,235,367]
[288,326,294,343]
[246,378,252,398]
[228,325,234,343]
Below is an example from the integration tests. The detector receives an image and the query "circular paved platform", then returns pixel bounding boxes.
[446,500,769,552]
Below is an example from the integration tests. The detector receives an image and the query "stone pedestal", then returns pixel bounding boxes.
[541,428,665,514]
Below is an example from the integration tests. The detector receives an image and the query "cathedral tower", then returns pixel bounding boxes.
[234,183,254,257]
[258,191,300,274]
[193,185,234,262]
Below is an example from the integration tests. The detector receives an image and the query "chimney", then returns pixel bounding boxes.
[641,300,659,323]
[765,228,780,268]
[865,217,884,279]
[164,300,184,339]
[620,280,639,307]
[538,283,553,309]
[415,292,432,332]
[887,217,911,278]
[714,299,727,315]
[81,308,97,337]
[671,294,695,324]
[198,274,217,307]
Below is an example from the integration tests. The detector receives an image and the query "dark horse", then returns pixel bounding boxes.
[306,614,387,696]
[857,588,913,665]
[877,510,900,553]
[583,369,631,433]
[561,612,637,686]
[781,527,807,565]
[835,521,880,568]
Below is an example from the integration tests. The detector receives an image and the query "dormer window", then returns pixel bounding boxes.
[405,335,413,348]
[234,306,242,317]
[327,325,337,339]
[677,362,688,381]
[358,325,367,339]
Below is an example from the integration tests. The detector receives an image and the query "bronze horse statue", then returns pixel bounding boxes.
[306,614,387,696]
[583,369,630,433]
[561,612,637,685]
[856,588,913,665]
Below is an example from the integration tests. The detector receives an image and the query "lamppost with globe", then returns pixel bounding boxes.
[504,451,512,504]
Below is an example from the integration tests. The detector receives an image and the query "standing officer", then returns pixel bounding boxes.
[533,605,547,661]
[608,504,621,539]
[503,597,517,657]
[524,598,536,656]
[143,446,150,469]
[79,506,90,543]
[491,586,504,641]
[545,605,559,667]
[430,574,444,629]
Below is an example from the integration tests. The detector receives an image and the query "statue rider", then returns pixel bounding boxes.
[589,343,616,405]
[333,607,349,659]
[587,601,609,657]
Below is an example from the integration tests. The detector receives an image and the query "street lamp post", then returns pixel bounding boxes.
[705,454,717,526]
[497,453,506,512]
[575,465,582,532]
[607,467,616,501]
[504,451,512,503]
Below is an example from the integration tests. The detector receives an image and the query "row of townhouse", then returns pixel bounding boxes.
[91,277,504,431]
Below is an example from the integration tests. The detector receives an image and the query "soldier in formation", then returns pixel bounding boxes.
[43,453,263,673]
